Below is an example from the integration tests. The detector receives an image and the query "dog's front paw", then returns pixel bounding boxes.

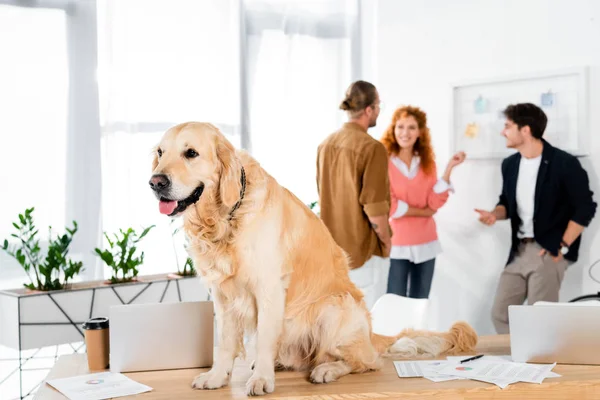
[310,365,336,384]
[245,373,275,396]
[310,363,345,384]
[191,369,230,390]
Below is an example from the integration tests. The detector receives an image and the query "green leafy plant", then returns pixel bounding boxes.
[2,207,84,291]
[94,226,155,284]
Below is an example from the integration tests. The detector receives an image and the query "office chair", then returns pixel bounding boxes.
[569,259,600,303]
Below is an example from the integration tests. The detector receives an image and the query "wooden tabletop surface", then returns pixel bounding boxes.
[35,334,600,399]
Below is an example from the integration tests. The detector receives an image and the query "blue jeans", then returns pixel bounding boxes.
[387,258,436,299]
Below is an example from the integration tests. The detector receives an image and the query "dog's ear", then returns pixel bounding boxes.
[217,139,242,208]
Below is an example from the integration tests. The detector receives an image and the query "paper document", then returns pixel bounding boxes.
[393,360,448,377]
[393,356,559,389]
[466,376,517,389]
[423,374,464,382]
[446,355,561,378]
[46,371,152,400]
[438,360,557,385]
[393,360,465,381]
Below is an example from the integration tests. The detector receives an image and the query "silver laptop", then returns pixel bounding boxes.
[509,303,600,365]
[109,301,214,372]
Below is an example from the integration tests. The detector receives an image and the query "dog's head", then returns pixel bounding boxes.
[149,122,242,217]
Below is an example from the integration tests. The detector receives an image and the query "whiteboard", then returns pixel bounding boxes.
[451,67,589,159]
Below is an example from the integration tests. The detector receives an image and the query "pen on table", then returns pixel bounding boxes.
[460,354,484,364]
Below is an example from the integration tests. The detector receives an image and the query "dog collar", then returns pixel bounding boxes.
[228,166,246,220]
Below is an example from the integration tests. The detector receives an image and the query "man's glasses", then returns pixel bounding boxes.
[372,101,385,111]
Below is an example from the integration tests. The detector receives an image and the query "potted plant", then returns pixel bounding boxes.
[179,257,197,277]
[1,207,84,292]
[0,207,96,354]
[0,217,207,398]
[1,217,207,346]
[94,226,155,284]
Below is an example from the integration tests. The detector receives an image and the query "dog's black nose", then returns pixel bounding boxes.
[149,174,171,192]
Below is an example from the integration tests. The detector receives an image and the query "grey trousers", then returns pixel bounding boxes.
[491,242,570,334]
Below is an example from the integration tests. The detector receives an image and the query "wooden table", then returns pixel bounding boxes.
[35,335,600,399]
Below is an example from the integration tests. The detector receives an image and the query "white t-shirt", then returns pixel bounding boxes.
[516,155,542,238]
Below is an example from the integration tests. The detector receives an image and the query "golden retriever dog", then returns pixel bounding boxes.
[149,122,477,396]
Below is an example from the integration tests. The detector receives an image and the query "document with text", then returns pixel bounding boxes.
[47,371,152,400]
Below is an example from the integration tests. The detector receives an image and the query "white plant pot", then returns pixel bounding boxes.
[0,273,208,351]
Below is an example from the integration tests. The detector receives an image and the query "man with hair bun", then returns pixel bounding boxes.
[316,80,390,308]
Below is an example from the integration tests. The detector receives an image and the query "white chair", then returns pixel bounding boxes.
[370,293,429,336]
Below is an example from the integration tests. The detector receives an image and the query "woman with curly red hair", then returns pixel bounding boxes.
[381,106,466,299]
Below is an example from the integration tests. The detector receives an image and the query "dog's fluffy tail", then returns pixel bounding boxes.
[371,321,478,358]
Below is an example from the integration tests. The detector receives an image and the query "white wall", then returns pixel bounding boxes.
[375,0,600,334]
[359,0,378,82]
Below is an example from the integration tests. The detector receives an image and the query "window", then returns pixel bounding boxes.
[0,5,68,284]
[244,0,359,204]
[1,0,361,280]
[96,0,360,275]
[97,0,242,275]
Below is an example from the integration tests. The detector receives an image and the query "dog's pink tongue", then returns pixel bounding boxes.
[159,200,177,215]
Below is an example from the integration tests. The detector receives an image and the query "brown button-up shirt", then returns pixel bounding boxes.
[316,122,390,269]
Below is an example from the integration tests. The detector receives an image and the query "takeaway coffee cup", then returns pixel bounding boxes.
[82,317,110,370]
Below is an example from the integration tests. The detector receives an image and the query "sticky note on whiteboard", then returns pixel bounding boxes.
[541,92,555,107]
[464,123,479,138]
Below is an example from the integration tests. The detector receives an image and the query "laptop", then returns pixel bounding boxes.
[509,302,600,365]
[109,301,214,372]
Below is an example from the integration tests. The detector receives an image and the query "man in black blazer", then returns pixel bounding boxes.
[475,103,596,334]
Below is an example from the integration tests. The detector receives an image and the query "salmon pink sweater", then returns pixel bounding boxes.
[389,159,450,246]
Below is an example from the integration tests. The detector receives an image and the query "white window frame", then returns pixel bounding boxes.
[0,0,102,281]
[1,0,369,281]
